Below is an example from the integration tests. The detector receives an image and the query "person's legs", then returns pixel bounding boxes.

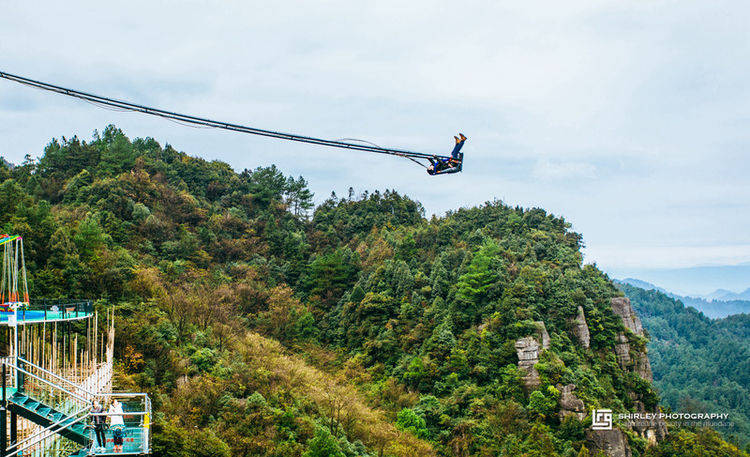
[450,139,465,159]
[113,427,123,452]
[96,426,106,447]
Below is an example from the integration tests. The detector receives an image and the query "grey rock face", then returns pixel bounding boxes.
[515,322,550,390]
[615,332,631,369]
[586,429,632,457]
[570,306,590,349]
[534,321,551,350]
[610,298,654,381]
[515,336,542,389]
[557,383,585,420]
[634,353,653,382]
[609,297,665,444]
[632,401,668,445]
[610,297,644,336]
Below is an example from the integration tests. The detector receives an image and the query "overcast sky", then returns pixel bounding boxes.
[1,1,749,294]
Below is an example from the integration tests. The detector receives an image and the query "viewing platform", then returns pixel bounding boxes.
[0,235,149,455]
[0,300,94,326]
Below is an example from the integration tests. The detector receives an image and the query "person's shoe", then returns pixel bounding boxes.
[454,136,459,143]
[459,133,467,142]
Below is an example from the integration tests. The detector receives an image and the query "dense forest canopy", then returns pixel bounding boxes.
[619,283,750,449]
[0,126,746,457]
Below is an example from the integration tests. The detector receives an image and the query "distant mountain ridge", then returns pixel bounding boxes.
[619,278,668,294]
[607,264,750,298]
[706,287,750,301]
[616,278,750,318]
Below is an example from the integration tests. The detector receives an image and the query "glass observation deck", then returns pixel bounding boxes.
[0,300,94,326]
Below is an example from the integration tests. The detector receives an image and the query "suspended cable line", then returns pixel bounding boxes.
[0,70,454,165]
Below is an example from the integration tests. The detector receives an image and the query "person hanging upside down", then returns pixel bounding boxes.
[427,133,467,175]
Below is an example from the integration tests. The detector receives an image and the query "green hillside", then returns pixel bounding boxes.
[1,126,746,457]
[619,283,750,450]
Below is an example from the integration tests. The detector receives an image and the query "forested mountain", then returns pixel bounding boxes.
[0,126,746,457]
[619,283,750,450]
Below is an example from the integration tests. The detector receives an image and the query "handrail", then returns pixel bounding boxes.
[5,299,94,324]
[11,365,90,404]
[90,411,149,417]
[6,412,91,457]
[97,392,150,398]
[11,405,91,450]
[17,357,96,398]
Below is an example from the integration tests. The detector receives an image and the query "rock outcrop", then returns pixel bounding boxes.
[614,332,631,369]
[534,321,551,350]
[633,352,653,382]
[610,297,652,381]
[609,297,667,445]
[570,305,590,349]
[557,383,585,420]
[632,401,669,445]
[514,321,550,390]
[585,429,632,457]
[515,336,542,389]
[610,297,644,336]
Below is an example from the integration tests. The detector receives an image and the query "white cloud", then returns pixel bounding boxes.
[532,160,597,180]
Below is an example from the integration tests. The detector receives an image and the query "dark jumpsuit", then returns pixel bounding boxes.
[92,405,106,447]
[428,139,465,175]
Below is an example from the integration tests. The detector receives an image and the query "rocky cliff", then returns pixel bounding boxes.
[570,305,591,349]
[515,321,550,390]
[611,297,653,381]
[579,298,667,452]
[514,297,668,455]
[585,429,633,457]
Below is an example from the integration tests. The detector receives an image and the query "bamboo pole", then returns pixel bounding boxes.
[52,321,57,374]
[41,322,46,371]
[95,312,98,368]
[73,334,77,381]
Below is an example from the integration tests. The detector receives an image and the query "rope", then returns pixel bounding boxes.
[338,138,427,168]
[0,70,451,164]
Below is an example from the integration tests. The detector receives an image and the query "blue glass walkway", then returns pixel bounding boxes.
[0,301,94,326]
